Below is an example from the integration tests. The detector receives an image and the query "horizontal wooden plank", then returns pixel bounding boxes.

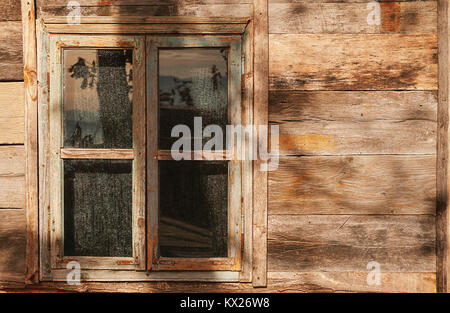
[0,82,24,144]
[269,2,437,34]
[268,215,436,273]
[46,23,247,34]
[0,22,23,81]
[38,3,252,18]
[276,120,436,155]
[44,16,250,24]
[0,146,25,209]
[61,149,134,159]
[38,0,253,6]
[0,272,435,292]
[0,0,22,21]
[266,272,436,293]
[0,209,26,282]
[172,3,252,17]
[269,34,437,90]
[269,0,434,3]
[270,90,437,123]
[270,90,437,155]
[158,150,231,160]
[269,155,436,215]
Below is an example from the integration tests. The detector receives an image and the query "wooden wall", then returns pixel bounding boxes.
[0,1,26,283]
[267,0,438,292]
[0,0,439,292]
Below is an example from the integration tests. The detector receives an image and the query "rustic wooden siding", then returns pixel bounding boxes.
[267,0,438,293]
[0,0,26,287]
[0,0,439,293]
[36,0,253,18]
[0,210,26,282]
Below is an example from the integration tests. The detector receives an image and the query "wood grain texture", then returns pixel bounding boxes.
[269,34,437,90]
[270,90,437,123]
[276,120,436,155]
[269,2,437,34]
[0,210,26,283]
[437,0,449,293]
[0,146,25,209]
[0,82,24,144]
[38,0,252,5]
[0,21,23,81]
[268,215,436,273]
[253,0,269,288]
[269,0,435,3]
[270,90,437,155]
[22,0,39,284]
[45,23,247,34]
[269,155,436,215]
[0,0,22,21]
[60,149,134,159]
[37,2,252,17]
[0,272,436,293]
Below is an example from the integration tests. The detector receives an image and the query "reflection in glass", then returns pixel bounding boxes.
[64,160,132,257]
[158,48,228,150]
[159,161,228,258]
[63,49,133,149]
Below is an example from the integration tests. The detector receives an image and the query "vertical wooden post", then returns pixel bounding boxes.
[252,0,268,287]
[438,0,450,293]
[21,0,39,284]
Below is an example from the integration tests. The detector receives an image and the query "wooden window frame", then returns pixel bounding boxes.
[47,35,146,271]
[147,35,243,271]
[36,16,257,283]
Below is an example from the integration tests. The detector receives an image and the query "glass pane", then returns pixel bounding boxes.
[63,49,133,149]
[159,48,228,150]
[63,160,132,257]
[159,161,228,258]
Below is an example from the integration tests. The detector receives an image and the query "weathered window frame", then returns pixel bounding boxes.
[48,35,146,271]
[147,35,243,271]
[36,17,256,283]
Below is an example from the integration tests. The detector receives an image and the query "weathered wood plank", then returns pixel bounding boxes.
[0,21,23,81]
[173,3,252,16]
[270,0,435,3]
[0,272,436,293]
[38,0,253,5]
[38,3,252,18]
[0,0,22,21]
[0,209,26,282]
[0,82,24,144]
[253,0,269,288]
[267,272,436,293]
[22,0,39,284]
[270,90,437,123]
[0,146,25,209]
[276,120,436,155]
[269,155,436,215]
[437,0,449,293]
[270,2,437,34]
[270,90,437,155]
[268,215,436,273]
[269,34,438,90]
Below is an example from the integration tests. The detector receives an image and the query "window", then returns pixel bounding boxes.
[147,36,242,271]
[38,18,254,282]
